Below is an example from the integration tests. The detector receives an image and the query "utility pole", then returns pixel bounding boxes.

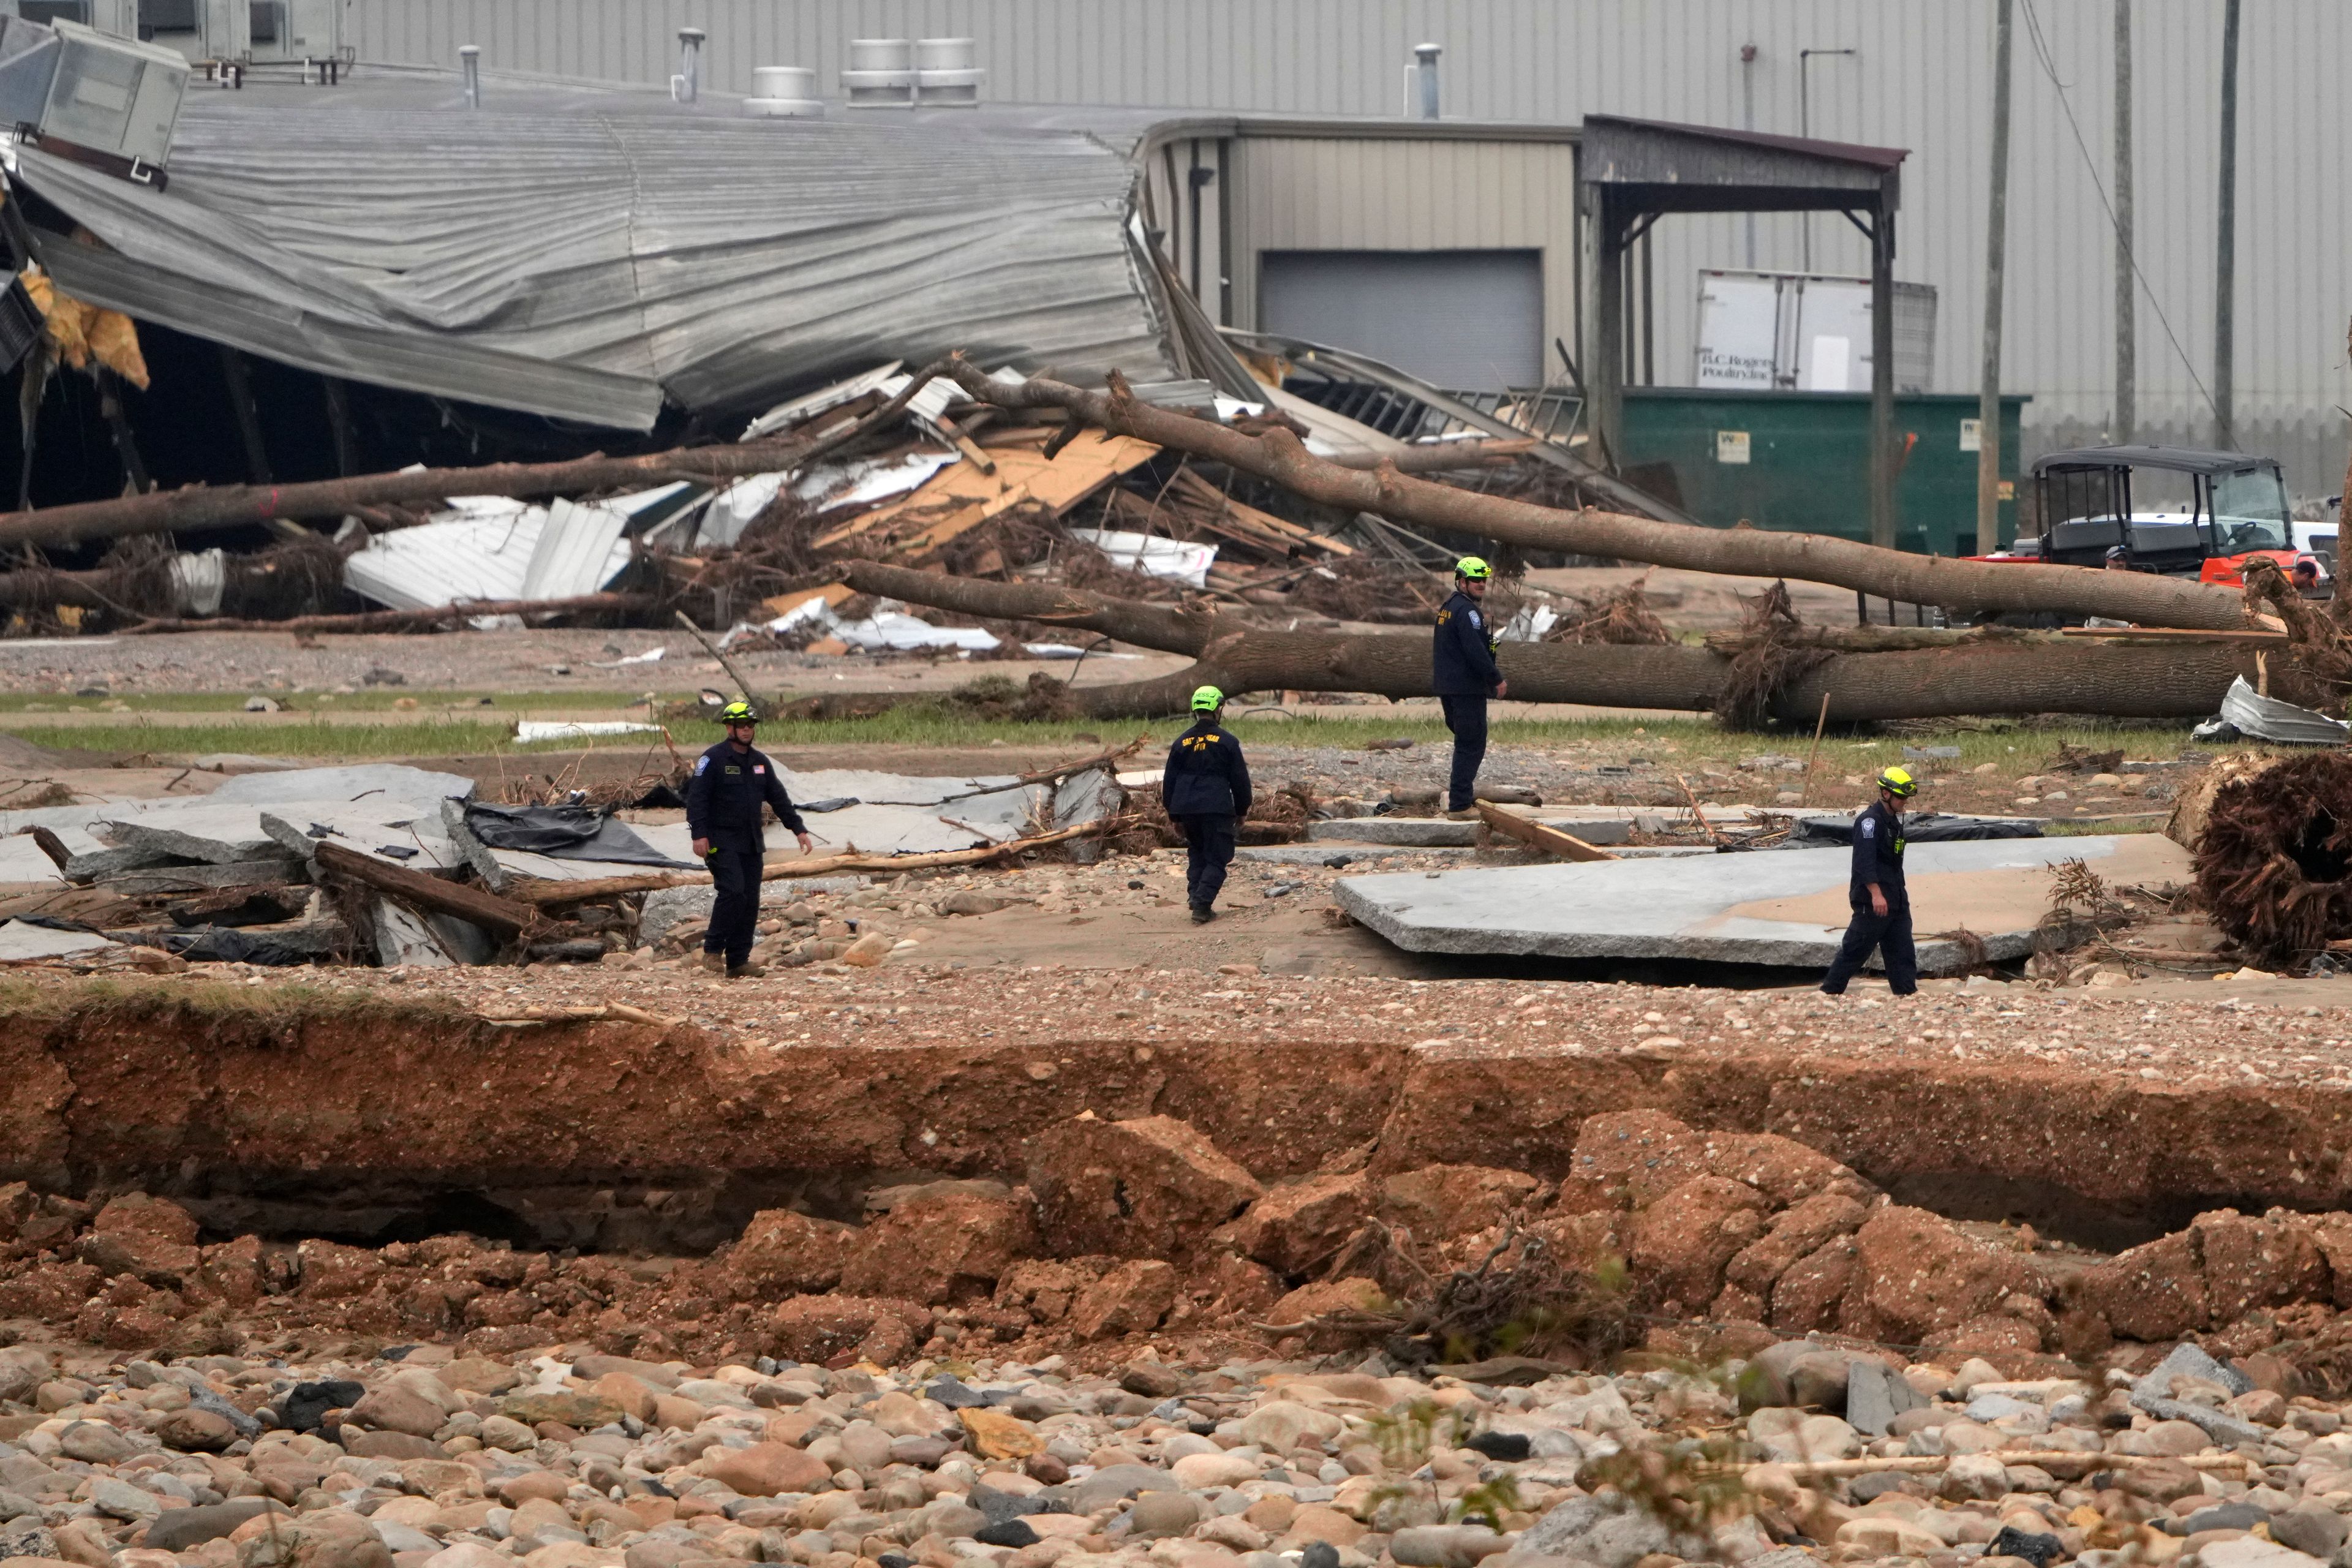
[2214,0,2241,448]
[1978,0,2014,554]
[1798,47,1854,273]
[2113,0,2135,444]
[1740,43,1758,270]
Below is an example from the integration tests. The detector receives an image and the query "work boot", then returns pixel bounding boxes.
[726,961,767,979]
[1189,905,1215,925]
[698,951,725,974]
[1446,805,1480,820]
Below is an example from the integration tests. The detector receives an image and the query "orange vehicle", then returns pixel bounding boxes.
[1978,445,2312,587]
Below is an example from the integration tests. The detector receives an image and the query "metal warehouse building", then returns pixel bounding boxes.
[148,1,2352,494]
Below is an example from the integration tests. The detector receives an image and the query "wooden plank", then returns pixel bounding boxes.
[2059,626,2286,643]
[899,484,1033,564]
[760,582,853,620]
[1474,802,1619,862]
[315,840,538,943]
[1169,470,1354,556]
[815,431,1159,557]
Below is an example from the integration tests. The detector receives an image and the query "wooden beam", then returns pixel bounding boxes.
[314,840,540,944]
[1474,802,1620,862]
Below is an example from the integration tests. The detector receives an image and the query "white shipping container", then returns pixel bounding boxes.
[1694,269,1936,396]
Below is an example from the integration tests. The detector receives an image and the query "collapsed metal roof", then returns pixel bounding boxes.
[7,72,1186,431]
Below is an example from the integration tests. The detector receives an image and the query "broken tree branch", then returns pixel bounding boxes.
[933,357,2255,631]
[0,364,957,551]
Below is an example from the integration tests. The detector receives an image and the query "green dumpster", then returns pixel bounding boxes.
[1618,388,2030,556]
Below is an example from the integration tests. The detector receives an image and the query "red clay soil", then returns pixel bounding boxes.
[6,974,2352,1381]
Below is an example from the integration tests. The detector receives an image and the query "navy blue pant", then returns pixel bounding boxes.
[1178,814,1235,911]
[1441,693,1489,811]
[702,841,765,967]
[1822,903,1918,995]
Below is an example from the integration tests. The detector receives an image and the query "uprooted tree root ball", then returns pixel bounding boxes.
[2185,750,2352,965]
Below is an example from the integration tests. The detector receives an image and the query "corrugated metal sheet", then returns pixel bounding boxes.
[11,77,1178,430]
[521,499,629,600]
[347,1,2352,489]
[342,500,633,609]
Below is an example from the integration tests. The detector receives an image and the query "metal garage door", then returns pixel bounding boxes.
[1258,249,1543,391]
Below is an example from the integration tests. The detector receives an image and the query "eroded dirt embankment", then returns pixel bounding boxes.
[14,982,2352,1378]
[6,985,2352,1251]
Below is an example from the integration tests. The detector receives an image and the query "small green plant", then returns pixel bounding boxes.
[1452,1474,1525,1529]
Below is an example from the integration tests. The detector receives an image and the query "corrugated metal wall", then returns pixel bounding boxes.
[350,0,2352,492]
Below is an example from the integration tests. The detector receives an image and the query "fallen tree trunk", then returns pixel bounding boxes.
[933,358,2254,631]
[314,841,541,944]
[842,559,2254,722]
[0,368,952,551]
[123,592,656,636]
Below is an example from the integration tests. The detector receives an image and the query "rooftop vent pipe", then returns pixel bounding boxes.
[1412,43,1441,120]
[671,26,704,104]
[746,64,820,117]
[843,37,913,108]
[914,37,982,107]
[459,43,479,109]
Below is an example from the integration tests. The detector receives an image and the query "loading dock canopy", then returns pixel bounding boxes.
[1579,114,1911,548]
[7,75,1184,432]
[1578,115,1906,212]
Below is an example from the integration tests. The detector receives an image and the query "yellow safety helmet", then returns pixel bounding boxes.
[1455,556,1493,580]
[1191,685,1225,712]
[1877,765,1917,798]
[719,700,758,724]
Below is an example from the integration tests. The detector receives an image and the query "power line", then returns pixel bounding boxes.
[2016,0,2220,426]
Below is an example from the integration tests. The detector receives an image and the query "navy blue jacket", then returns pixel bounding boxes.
[686,739,807,846]
[1162,718,1252,819]
[1848,799,1907,910]
[1432,589,1504,696]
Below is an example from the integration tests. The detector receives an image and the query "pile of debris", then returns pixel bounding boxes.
[0,756,1127,973]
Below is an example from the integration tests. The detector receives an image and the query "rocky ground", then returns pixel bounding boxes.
[4,1193,2352,1568]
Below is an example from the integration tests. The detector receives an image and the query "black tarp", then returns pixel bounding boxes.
[462,803,695,867]
[1795,812,2045,846]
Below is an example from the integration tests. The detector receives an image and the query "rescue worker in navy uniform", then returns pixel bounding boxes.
[1820,766,1919,997]
[1161,684,1252,924]
[1431,556,1509,816]
[686,701,814,978]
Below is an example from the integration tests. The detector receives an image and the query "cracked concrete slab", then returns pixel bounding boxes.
[1333,834,2192,972]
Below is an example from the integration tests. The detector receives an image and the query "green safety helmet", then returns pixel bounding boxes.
[1190,684,1225,712]
[1877,765,1918,798]
[1455,556,1493,580]
[719,699,758,724]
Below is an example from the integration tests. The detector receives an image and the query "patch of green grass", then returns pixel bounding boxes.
[0,688,654,714]
[1,719,624,759]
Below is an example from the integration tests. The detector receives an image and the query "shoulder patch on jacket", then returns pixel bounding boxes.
[1860,816,1875,837]
[692,756,709,775]
[1467,608,1484,629]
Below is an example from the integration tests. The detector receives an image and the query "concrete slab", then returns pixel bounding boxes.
[211,764,475,813]
[1334,834,2193,973]
[0,921,116,961]
[1238,845,1483,867]
[1309,819,1479,847]
[374,901,454,968]
[100,860,309,895]
[258,811,462,872]
[106,803,297,865]
[778,765,1118,856]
